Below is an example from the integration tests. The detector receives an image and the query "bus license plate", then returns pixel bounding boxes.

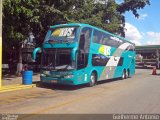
[51,80,57,83]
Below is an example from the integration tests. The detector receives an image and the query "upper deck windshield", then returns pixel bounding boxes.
[44,26,78,43]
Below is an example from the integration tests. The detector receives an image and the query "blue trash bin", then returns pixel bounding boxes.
[22,71,33,85]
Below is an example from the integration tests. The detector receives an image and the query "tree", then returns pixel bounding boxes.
[3,0,71,73]
[117,0,150,18]
[3,0,150,47]
[65,0,150,36]
[2,0,150,74]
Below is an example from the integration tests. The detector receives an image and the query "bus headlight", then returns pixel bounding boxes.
[64,75,74,78]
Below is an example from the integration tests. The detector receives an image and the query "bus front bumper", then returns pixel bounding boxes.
[40,76,75,85]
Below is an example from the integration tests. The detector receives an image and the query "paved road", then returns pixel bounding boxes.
[0,69,160,116]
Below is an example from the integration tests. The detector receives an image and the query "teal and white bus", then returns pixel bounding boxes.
[33,23,135,86]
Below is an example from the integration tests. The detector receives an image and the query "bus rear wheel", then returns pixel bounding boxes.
[121,70,126,80]
[88,72,96,87]
[126,69,130,78]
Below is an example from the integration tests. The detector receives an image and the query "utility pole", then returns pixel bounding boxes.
[0,0,2,88]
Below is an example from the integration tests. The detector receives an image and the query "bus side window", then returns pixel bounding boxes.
[102,38,109,45]
[102,34,111,46]
[93,36,98,43]
[77,27,92,69]
[93,29,103,44]
[79,34,85,50]
[92,54,109,66]
[118,57,124,66]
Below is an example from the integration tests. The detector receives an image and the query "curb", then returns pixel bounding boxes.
[0,84,36,93]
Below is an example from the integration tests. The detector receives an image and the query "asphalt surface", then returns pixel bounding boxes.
[0,69,160,117]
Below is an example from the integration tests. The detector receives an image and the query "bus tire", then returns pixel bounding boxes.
[88,72,97,87]
[126,69,130,78]
[121,70,126,80]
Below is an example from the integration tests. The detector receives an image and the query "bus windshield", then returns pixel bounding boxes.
[44,27,78,43]
[41,49,75,71]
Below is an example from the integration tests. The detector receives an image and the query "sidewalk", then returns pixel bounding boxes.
[2,73,40,86]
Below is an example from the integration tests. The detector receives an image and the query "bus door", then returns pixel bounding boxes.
[77,27,92,83]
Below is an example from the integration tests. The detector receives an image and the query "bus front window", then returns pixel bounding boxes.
[41,49,75,71]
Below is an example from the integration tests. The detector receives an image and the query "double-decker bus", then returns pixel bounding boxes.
[33,23,135,86]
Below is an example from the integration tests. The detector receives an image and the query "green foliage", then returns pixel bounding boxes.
[117,0,150,17]
[2,0,150,56]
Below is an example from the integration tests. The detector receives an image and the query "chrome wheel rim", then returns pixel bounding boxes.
[90,73,95,86]
[122,72,125,79]
[122,71,125,79]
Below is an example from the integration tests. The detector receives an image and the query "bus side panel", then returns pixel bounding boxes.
[129,51,136,76]
[86,43,106,82]
[112,51,126,78]
[113,50,136,78]
[90,43,118,81]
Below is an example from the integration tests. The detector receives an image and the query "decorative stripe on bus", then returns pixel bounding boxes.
[99,42,132,80]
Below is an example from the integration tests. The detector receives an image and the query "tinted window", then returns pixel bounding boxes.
[77,27,92,69]
[103,35,125,48]
[79,27,92,52]
[93,30,103,44]
[93,29,125,48]
[118,57,124,66]
[92,54,109,66]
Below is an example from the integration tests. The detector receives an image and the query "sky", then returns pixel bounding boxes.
[117,0,160,46]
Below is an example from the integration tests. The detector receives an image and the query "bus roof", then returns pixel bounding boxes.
[50,23,134,45]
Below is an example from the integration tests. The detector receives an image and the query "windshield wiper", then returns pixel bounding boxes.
[41,66,55,71]
[57,65,74,71]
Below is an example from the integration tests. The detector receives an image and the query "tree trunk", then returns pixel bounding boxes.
[16,43,23,76]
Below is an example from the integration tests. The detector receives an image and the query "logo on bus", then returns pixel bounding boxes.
[98,45,111,56]
[52,27,74,37]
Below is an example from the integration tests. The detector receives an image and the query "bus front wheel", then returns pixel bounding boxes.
[88,72,96,87]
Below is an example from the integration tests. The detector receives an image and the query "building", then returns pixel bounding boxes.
[136,45,160,69]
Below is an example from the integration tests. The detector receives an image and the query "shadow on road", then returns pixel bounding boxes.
[33,78,123,91]
[2,74,18,80]
[97,78,122,85]
[33,81,88,91]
